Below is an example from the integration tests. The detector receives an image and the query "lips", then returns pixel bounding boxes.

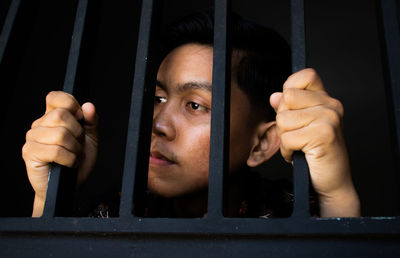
[149,149,176,167]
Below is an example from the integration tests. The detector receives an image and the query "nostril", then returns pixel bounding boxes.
[153,121,175,140]
[153,122,167,137]
[152,108,176,140]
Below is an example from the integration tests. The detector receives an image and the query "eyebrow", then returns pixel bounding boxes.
[156,80,212,93]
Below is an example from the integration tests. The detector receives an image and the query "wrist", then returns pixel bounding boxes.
[32,194,46,217]
[318,186,360,218]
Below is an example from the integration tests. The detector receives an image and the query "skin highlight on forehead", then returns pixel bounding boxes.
[157,44,213,88]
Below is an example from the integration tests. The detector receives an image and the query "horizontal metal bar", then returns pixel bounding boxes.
[1,234,400,258]
[43,0,88,218]
[207,0,231,219]
[0,0,20,64]
[0,216,399,235]
[290,0,311,218]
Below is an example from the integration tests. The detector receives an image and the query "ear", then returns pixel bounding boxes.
[246,121,280,167]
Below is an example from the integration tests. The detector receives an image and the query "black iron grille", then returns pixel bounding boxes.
[0,0,400,257]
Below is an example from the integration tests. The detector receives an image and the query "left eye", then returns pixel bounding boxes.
[188,102,207,111]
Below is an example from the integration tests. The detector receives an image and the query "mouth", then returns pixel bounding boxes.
[149,150,176,167]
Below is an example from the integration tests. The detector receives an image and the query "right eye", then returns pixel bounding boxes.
[155,96,167,104]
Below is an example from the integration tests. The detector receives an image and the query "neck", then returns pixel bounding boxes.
[170,167,253,218]
[224,170,249,217]
[172,189,208,217]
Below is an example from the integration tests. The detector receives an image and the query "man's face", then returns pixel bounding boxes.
[148,43,257,197]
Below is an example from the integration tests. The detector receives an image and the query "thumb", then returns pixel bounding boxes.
[269,92,282,112]
[81,102,98,137]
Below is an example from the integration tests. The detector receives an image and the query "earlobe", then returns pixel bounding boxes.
[246,121,280,167]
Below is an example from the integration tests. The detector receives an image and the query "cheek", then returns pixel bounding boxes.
[180,127,210,171]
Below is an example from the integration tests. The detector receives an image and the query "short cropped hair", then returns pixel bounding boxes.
[161,10,292,121]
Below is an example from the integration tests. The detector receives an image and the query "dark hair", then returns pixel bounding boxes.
[161,10,291,121]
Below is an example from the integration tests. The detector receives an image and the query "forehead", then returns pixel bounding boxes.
[157,43,256,131]
[157,43,214,87]
[156,43,253,113]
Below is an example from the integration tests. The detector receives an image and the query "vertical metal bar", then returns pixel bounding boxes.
[42,0,88,218]
[291,0,306,72]
[291,0,311,218]
[62,0,88,93]
[0,0,20,64]
[380,0,400,162]
[378,0,400,212]
[207,0,231,219]
[119,0,161,218]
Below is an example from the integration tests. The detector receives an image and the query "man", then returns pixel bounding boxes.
[22,11,360,218]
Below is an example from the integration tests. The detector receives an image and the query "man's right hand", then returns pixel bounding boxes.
[22,91,99,217]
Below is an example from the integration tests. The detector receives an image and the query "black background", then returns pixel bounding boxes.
[0,0,398,217]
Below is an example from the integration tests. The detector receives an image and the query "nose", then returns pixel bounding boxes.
[152,105,176,140]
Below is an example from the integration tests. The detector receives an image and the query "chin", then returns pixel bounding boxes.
[147,180,206,198]
[147,170,209,198]
[147,179,179,198]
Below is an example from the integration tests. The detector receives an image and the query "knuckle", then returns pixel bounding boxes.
[317,124,336,144]
[324,108,341,125]
[55,127,69,144]
[304,68,318,77]
[31,118,41,128]
[52,108,68,123]
[21,143,30,160]
[51,145,64,160]
[276,111,289,127]
[50,145,76,167]
[331,98,344,116]
[46,91,76,110]
[282,88,297,104]
[25,129,32,141]
[304,68,320,84]
[46,91,58,104]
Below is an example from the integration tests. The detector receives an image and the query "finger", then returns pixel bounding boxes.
[82,102,99,141]
[31,117,43,129]
[269,92,282,112]
[45,91,83,119]
[279,122,337,162]
[280,128,307,162]
[283,68,325,92]
[26,126,82,154]
[276,105,341,133]
[277,88,344,116]
[277,88,332,113]
[32,108,83,138]
[23,141,79,168]
[82,102,98,127]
